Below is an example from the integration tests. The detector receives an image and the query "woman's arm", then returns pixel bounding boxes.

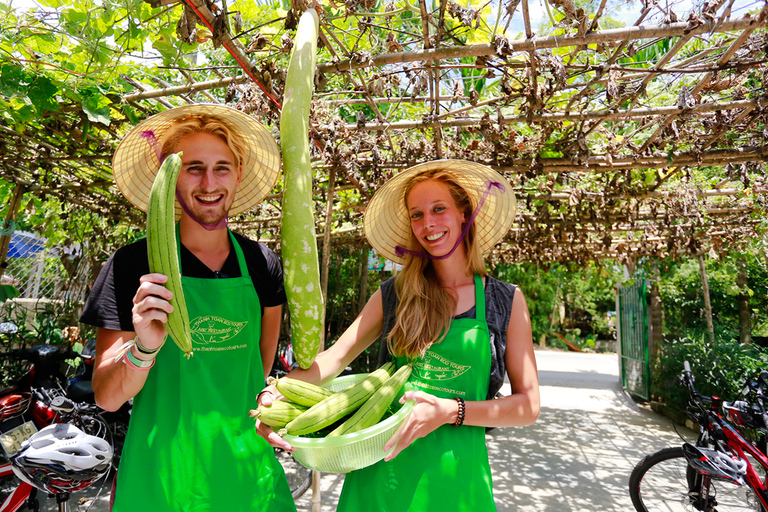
[285,289,385,385]
[255,289,385,448]
[477,287,540,427]
[383,287,540,460]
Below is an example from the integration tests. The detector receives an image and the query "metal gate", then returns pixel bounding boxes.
[617,276,650,400]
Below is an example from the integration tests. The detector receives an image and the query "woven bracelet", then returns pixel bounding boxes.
[453,397,465,427]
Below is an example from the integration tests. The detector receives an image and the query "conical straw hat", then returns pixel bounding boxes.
[113,104,280,217]
[364,160,516,264]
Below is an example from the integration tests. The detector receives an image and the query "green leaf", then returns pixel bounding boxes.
[81,92,111,125]
[0,63,26,96]
[152,37,179,64]
[28,75,60,113]
[61,6,89,25]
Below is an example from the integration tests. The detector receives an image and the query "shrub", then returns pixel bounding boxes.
[651,334,768,412]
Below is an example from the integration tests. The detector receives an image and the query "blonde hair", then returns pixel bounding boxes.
[160,115,247,168]
[387,169,487,360]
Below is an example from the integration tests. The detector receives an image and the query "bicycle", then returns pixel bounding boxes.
[628,361,768,512]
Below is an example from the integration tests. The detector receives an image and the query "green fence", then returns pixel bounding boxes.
[617,276,649,400]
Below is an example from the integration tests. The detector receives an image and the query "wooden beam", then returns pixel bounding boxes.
[316,17,759,74]
[339,98,766,131]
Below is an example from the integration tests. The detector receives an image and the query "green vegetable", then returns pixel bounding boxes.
[327,364,412,437]
[276,377,335,407]
[283,362,396,436]
[146,151,193,358]
[251,400,308,429]
[280,8,323,370]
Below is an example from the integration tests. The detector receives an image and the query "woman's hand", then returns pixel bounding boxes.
[253,384,294,451]
[383,390,457,461]
[131,273,173,351]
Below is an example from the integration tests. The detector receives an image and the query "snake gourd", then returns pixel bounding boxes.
[280,9,323,370]
[146,151,193,358]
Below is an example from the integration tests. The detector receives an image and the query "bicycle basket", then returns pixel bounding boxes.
[282,374,413,474]
[682,443,747,485]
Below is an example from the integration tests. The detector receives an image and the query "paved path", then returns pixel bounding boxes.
[295,348,697,512]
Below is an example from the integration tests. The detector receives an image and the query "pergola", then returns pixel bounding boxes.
[1,0,767,267]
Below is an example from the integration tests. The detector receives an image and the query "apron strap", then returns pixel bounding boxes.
[228,231,249,278]
[474,274,486,321]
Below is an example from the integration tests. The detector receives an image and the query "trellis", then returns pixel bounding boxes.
[1,0,767,267]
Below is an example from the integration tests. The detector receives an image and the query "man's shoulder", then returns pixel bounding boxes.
[231,232,280,266]
[112,238,148,264]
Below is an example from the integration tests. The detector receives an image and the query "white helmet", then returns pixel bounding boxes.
[12,423,113,494]
[682,443,748,485]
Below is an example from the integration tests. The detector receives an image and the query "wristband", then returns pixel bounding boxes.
[453,397,465,427]
[134,336,161,356]
[123,348,155,371]
[257,388,274,405]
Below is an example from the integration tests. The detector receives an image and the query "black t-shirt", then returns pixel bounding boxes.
[80,232,286,331]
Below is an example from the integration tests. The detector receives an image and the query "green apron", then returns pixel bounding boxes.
[113,230,295,512]
[338,275,495,512]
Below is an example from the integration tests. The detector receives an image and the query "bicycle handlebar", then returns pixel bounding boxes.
[684,360,768,431]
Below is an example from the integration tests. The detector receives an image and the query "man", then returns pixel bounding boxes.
[80,104,296,511]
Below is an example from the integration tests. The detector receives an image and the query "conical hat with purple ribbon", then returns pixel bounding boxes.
[364,160,516,264]
[113,104,280,218]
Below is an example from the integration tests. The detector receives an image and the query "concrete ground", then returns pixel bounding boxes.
[20,347,695,511]
[294,347,697,512]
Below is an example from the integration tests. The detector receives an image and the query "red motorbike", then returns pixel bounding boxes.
[0,345,127,512]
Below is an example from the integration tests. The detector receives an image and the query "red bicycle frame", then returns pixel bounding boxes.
[716,417,768,508]
[0,462,32,512]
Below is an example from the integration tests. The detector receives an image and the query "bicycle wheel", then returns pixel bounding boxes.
[274,448,312,500]
[629,446,765,512]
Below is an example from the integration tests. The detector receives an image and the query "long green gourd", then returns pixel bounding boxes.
[326,363,413,437]
[280,8,323,370]
[251,400,308,430]
[283,361,396,436]
[146,151,193,358]
[275,377,335,406]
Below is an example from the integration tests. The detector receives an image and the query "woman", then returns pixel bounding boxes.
[258,160,539,511]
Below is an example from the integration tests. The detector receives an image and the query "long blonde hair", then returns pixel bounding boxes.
[387,169,487,360]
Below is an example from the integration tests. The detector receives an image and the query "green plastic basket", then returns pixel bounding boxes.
[282,374,414,474]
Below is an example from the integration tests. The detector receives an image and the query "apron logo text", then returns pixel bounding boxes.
[190,316,248,347]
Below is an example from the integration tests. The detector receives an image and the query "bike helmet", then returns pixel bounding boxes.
[723,400,764,430]
[682,443,747,485]
[11,423,113,494]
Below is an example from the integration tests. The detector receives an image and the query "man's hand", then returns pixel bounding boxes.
[131,273,172,352]
[253,384,294,451]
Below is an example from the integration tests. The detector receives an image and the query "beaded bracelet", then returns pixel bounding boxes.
[453,397,465,427]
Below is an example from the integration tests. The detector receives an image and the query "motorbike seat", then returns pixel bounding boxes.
[67,380,95,404]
